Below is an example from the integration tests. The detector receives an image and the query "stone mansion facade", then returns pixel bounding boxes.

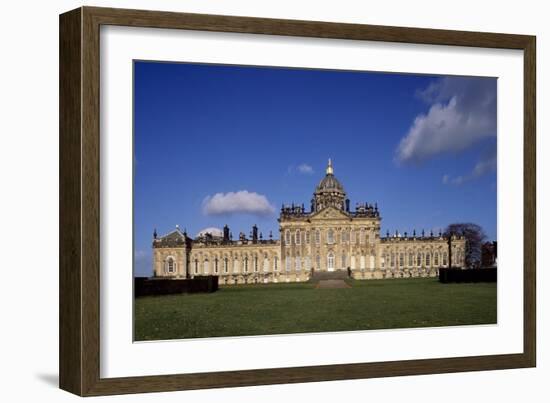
[152,160,466,284]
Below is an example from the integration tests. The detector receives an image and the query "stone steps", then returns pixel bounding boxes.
[309,270,350,283]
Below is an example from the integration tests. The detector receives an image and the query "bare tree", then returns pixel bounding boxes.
[443,223,488,268]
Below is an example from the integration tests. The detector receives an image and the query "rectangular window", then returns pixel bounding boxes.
[315,230,320,245]
[305,231,310,244]
[296,257,301,271]
[296,230,301,245]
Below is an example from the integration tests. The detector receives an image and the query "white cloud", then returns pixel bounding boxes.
[202,190,275,216]
[297,163,314,174]
[287,163,315,175]
[443,151,496,186]
[396,77,496,164]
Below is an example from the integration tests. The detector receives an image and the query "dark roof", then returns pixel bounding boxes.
[315,173,345,194]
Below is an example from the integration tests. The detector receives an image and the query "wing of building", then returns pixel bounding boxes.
[152,159,466,284]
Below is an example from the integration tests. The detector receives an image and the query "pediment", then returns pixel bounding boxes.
[159,229,186,241]
[309,206,350,221]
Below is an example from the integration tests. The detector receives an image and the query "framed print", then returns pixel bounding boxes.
[59,6,536,396]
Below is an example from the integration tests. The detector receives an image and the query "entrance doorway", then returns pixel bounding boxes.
[327,252,335,272]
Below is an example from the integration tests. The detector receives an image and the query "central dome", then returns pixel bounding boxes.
[312,159,348,213]
[315,158,345,195]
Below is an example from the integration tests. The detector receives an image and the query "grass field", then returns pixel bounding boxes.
[134,278,497,341]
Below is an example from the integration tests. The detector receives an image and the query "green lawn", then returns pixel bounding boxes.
[134,278,497,341]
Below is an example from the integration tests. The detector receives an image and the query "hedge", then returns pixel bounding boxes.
[135,276,219,297]
[439,268,497,283]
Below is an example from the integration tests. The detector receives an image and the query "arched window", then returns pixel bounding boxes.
[214,257,219,273]
[194,259,199,274]
[426,253,431,266]
[296,230,301,245]
[360,254,366,269]
[360,228,366,244]
[434,253,439,266]
[285,230,290,245]
[305,256,311,270]
[390,253,395,267]
[381,255,385,268]
[408,252,413,267]
[305,231,310,244]
[443,252,448,266]
[204,259,210,274]
[417,253,422,267]
[399,253,404,267]
[295,256,301,271]
[243,256,248,273]
[327,252,335,270]
[254,255,258,272]
[315,230,321,245]
[285,253,291,272]
[166,257,175,274]
[223,257,228,273]
[263,253,269,272]
[273,256,278,271]
[233,257,239,273]
[451,245,456,266]
[342,230,349,243]
[327,229,334,244]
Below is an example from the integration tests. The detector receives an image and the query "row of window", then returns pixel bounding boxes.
[165,250,464,274]
[380,251,464,268]
[164,256,280,275]
[284,228,375,246]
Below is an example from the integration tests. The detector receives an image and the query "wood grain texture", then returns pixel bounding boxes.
[59,6,537,396]
[59,8,82,396]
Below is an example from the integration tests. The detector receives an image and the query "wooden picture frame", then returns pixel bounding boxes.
[59,6,536,396]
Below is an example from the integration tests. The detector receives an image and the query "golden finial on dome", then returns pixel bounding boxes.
[326,158,334,175]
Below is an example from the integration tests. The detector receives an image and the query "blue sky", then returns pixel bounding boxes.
[134,61,497,276]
